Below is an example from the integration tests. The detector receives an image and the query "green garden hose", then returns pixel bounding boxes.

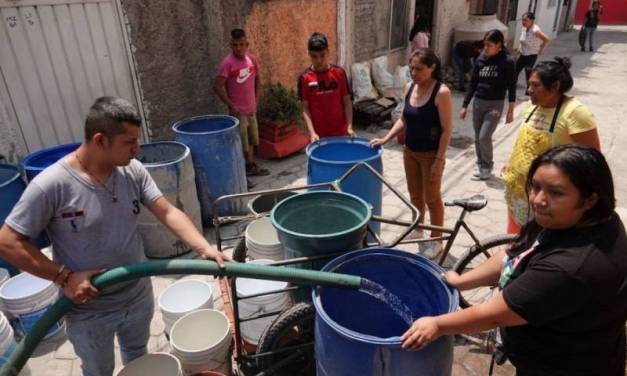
[0,259,362,376]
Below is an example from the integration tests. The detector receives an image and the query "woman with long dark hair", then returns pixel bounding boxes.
[502,56,600,234]
[402,144,627,376]
[370,49,452,259]
[460,29,517,181]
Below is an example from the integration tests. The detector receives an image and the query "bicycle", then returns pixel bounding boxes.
[215,163,516,375]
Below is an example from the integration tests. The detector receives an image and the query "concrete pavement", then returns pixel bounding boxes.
[22,25,627,376]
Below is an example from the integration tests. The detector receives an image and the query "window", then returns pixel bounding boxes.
[390,0,410,49]
[370,0,411,51]
[353,0,411,61]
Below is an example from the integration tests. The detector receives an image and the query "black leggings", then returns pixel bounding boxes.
[516,54,538,86]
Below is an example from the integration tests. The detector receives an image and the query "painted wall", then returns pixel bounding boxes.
[576,0,627,24]
[246,0,337,91]
[433,0,471,64]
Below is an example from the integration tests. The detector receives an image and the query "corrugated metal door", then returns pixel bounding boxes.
[0,0,144,154]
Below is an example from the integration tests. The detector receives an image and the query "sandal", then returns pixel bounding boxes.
[246,163,270,177]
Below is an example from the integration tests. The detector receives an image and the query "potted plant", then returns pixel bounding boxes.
[257,83,302,141]
[256,83,309,159]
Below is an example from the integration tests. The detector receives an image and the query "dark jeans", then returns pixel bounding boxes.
[585,26,596,49]
[515,54,538,87]
[452,50,473,89]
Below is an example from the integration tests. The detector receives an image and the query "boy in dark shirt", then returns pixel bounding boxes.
[298,33,354,143]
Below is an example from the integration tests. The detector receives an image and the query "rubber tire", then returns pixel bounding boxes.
[453,234,518,308]
[233,237,247,263]
[255,302,316,376]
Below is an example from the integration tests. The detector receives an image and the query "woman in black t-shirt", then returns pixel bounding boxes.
[401,144,627,376]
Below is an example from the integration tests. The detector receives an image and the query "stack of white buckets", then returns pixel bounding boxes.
[240,216,292,351]
[0,271,64,340]
[158,279,231,375]
[0,269,16,368]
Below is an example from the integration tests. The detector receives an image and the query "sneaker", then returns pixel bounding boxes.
[246,163,271,177]
[247,178,255,189]
[581,46,585,52]
[472,165,481,177]
[471,169,491,181]
[589,47,594,52]
[418,241,443,261]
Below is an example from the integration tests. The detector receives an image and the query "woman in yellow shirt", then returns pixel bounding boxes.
[502,57,600,234]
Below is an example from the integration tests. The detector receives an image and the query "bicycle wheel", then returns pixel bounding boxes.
[453,234,517,308]
[255,302,316,376]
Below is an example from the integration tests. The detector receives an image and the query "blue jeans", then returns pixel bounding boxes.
[66,284,154,376]
[585,26,596,49]
[452,50,473,89]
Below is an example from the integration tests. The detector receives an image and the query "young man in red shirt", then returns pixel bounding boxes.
[298,33,355,143]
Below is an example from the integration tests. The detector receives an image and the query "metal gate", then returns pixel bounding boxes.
[0,0,144,159]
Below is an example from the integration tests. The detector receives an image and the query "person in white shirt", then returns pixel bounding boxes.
[516,12,550,93]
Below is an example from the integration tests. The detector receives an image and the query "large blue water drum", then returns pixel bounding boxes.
[0,165,26,275]
[136,141,203,258]
[172,115,247,225]
[306,137,383,234]
[313,248,458,376]
[22,142,80,182]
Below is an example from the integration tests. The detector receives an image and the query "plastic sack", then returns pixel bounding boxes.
[371,56,394,93]
[392,65,411,100]
[351,62,378,103]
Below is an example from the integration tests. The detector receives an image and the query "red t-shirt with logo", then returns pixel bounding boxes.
[297,65,350,138]
[217,52,258,115]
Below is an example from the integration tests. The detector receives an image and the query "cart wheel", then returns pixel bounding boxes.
[255,302,316,376]
[233,237,247,262]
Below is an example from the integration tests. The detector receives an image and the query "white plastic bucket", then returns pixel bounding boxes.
[116,352,182,376]
[0,269,11,316]
[0,312,16,366]
[0,272,63,338]
[245,217,283,261]
[159,280,214,336]
[236,260,291,345]
[169,309,231,376]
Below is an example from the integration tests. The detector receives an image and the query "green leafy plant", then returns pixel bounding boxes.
[258,83,302,126]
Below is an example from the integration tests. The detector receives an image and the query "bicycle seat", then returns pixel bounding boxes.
[444,195,488,212]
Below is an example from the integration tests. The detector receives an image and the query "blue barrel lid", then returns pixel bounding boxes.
[0,164,21,189]
[306,136,384,165]
[171,115,239,136]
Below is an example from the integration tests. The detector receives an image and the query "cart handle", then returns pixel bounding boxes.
[0,260,361,376]
[336,162,420,247]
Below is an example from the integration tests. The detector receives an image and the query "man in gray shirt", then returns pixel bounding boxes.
[0,97,228,376]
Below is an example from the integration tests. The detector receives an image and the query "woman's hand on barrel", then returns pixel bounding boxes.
[369,137,387,147]
[441,271,463,288]
[401,316,440,351]
[63,269,104,305]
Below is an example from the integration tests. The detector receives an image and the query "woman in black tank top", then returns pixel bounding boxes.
[370,49,453,259]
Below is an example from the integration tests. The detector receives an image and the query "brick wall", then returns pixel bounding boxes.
[353,0,390,61]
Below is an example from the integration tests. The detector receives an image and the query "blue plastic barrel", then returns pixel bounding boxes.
[22,142,80,182]
[136,141,203,258]
[313,248,458,376]
[172,115,247,225]
[0,165,26,275]
[306,137,383,234]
